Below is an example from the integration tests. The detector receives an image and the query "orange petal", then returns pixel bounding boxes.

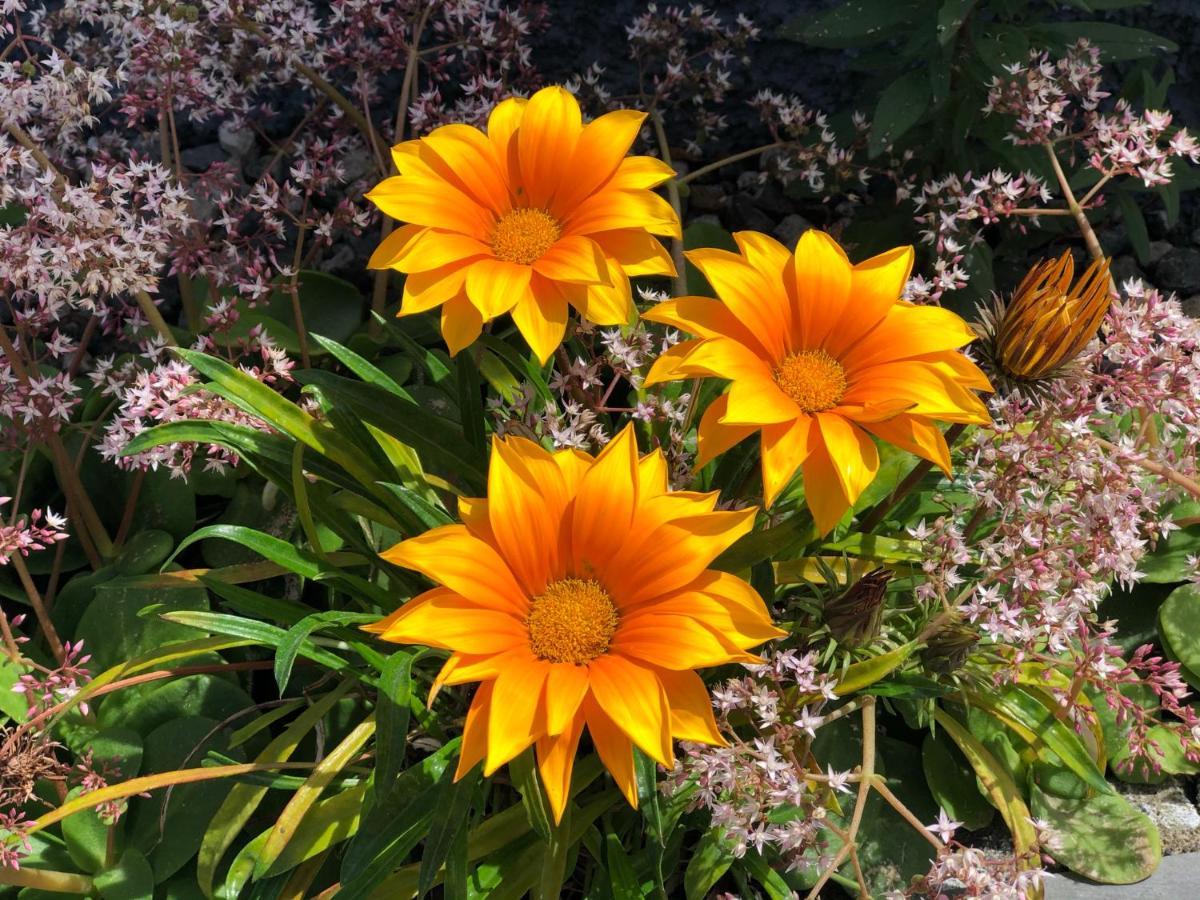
[365,175,493,240]
[564,188,680,238]
[721,376,797,426]
[608,507,756,606]
[815,413,880,509]
[553,109,647,215]
[455,681,493,780]
[612,613,759,669]
[487,97,528,184]
[533,234,609,284]
[648,571,784,647]
[587,654,673,766]
[536,715,585,824]
[761,415,817,507]
[582,694,638,808]
[436,649,527,687]
[732,230,792,280]
[841,305,976,372]
[861,413,953,475]
[371,591,526,655]
[789,230,852,350]
[466,258,532,319]
[642,296,767,356]
[571,423,639,577]
[656,668,726,745]
[441,293,484,356]
[375,226,491,274]
[487,436,567,596]
[485,657,550,775]
[696,393,757,467]
[420,123,511,215]
[592,229,676,277]
[801,438,851,536]
[368,223,424,270]
[510,286,568,364]
[842,361,988,423]
[823,244,913,358]
[400,264,469,316]
[380,524,527,614]
[568,256,633,326]
[686,248,791,362]
[545,663,590,736]
[637,449,669,500]
[608,156,677,192]
[518,86,582,209]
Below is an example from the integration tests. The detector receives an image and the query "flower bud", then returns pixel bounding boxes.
[920,619,980,675]
[823,568,891,647]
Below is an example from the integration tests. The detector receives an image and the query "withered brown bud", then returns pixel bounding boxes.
[823,568,891,647]
[920,619,980,675]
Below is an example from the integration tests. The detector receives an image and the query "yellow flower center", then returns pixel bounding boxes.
[527,578,619,665]
[774,349,848,412]
[491,208,561,265]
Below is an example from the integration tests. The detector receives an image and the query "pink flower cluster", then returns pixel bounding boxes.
[913,281,1200,767]
[95,332,292,477]
[983,39,1107,145]
[909,170,1050,303]
[889,845,1043,900]
[1085,103,1200,189]
[0,498,67,565]
[12,639,92,716]
[667,650,846,868]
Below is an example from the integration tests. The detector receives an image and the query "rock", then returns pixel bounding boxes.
[689,213,723,231]
[180,143,226,172]
[687,183,728,213]
[1118,779,1200,856]
[1190,226,1200,247]
[1154,247,1200,295]
[1181,294,1200,318]
[318,244,356,275]
[218,120,256,160]
[773,213,812,248]
[1110,255,1146,288]
[340,146,376,183]
[728,194,775,233]
[1146,240,1174,266]
[1045,852,1200,898]
[1097,225,1132,257]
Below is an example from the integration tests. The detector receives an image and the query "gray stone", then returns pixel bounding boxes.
[689,213,723,230]
[1097,226,1132,257]
[751,180,792,216]
[1118,779,1200,856]
[1181,294,1200,318]
[218,120,256,160]
[1146,240,1174,266]
[1045,852,1200,898]
[1154,247,1200,295]
[1190,226,1200,247]
[340,146,376,183]
[180,142,225,172]
[318,244,356,275]
[687,183,728,212]
[773,213,812,248]
[729,194,775,232]
[1110,255,1146,288]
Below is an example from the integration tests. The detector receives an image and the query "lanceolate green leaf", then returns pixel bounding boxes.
[197,681,355,897]
[933,709,1041,869]
[965,688,1112,796]
[254,716,377,878]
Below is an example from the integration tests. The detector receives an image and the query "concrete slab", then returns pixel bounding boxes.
[1044,853,1200,898]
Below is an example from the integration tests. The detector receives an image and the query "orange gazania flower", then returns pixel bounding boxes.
[644,230,992,534]
[365,86,680,363]
[366,425,782,821]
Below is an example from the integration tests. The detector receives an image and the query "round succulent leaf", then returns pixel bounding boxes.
[1032,786,1161,884]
